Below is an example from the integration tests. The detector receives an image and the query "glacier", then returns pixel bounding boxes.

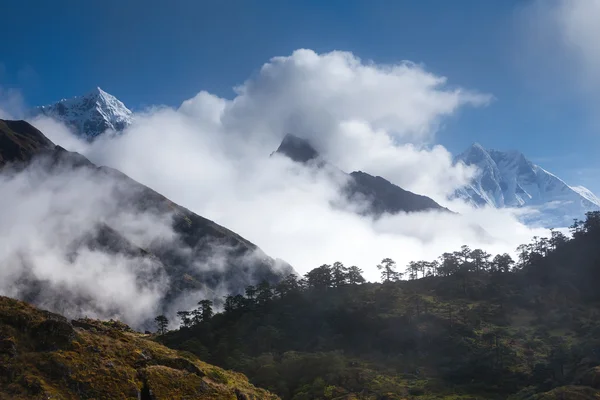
[454,143,600,228]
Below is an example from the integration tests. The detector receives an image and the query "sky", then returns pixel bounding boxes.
[1,0,599,192]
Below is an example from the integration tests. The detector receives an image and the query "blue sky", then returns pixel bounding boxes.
[1,0,598,192]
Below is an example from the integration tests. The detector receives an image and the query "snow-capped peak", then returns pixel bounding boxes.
[34,87,133,140]
[454,144,600,228]
[571,185,600,205]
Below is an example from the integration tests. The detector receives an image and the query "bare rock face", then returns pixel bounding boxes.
[33,318,76,351]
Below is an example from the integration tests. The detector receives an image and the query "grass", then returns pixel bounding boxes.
[0,296,279,399]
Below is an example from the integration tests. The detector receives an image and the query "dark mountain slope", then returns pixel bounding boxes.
[273,133,320,164]
[348,170,450,215]
[161,213,600,399]
[0,119,292,326]
[0,119,55,167]
[274,133,449,215]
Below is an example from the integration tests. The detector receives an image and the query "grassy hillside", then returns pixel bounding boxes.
[159,214,600,399]
[0,296,279,399]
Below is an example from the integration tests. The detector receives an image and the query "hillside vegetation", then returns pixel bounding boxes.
[0,296,278,399]
[159,213,600,400]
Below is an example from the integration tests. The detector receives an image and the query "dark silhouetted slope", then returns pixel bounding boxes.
[274,133,449,215]
[0,119,292,326]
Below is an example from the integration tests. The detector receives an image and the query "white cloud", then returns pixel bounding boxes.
[26,49,545,284]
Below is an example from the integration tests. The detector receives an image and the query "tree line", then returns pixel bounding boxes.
[154,211,600,333]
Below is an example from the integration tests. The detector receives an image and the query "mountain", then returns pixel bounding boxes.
[0,119,292,327]
[348,171,451,215]
[0,119,55,167]
[33,87,133,140]
[274,134,449,215]
[160,211,600,400]
[0,296,279,399]
[455,143,600,227]
[273,133,320,164]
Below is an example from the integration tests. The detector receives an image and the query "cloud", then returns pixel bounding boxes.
[27,49,546,285]
[519,0,600,95]
[222,50,490,141]
[0,157,175,327]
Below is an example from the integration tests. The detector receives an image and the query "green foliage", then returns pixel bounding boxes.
[160,212,600,399]
[378,257,402,282]
[154,314,169,334]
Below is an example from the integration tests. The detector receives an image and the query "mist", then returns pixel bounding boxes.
[0,155,175,327]
[0,49,549,328]
[31,49,546,283]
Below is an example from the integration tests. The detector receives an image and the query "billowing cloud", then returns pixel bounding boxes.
[29,49,544,285]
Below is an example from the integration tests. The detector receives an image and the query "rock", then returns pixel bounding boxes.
[235,388,250,400]
[578,366,600,389]
[33,319,76,351]
[0,337,17,357]
[137,356,205,377]
[72,319,105,332]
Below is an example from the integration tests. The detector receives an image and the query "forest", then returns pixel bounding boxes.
[156,212,600,399]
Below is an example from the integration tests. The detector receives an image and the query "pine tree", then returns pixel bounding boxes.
[347,266,366,285]
[274,274,300,297]
[198,300,213,321]
[331,261,349,287]
[256,281,274,305]
[176,310,192,328]
[305,264,333,289]
[154,315,169,335]
[378,258,401,282]
[245,285,257,303]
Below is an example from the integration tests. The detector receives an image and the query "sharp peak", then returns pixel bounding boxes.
[458,142,489,157]
[463,143,526,159]
[281,133,311,144]
[275,133,320,163]
[85,86,117,100]
[39,87,120,107]
[467,142,488,152]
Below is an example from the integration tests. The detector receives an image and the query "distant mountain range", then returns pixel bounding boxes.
[32,89,600,227]
[0,118,291,327]
[454,143,600,227]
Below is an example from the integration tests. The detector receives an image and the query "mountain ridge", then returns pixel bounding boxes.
[0,118,292,328]
[33,87,133,140]
[274,133,450,216]
[454,143,600,227]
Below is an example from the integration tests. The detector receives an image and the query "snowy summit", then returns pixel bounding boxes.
[454,143,600,228]
[34,87,132,140]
